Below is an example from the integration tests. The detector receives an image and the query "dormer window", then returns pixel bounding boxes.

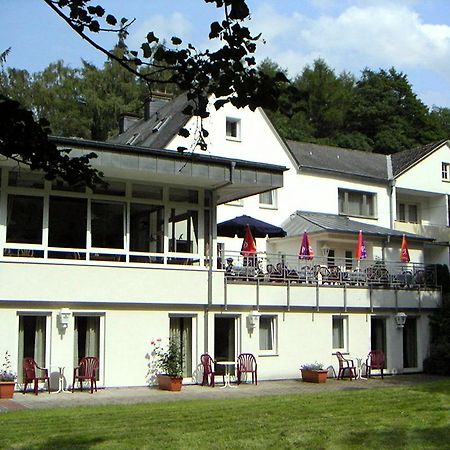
[226,117,241,141]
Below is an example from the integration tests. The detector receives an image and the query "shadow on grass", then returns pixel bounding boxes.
[345,424,450,449]
[28,436,107,450]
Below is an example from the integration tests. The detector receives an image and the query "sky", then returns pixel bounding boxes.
[2,0,450,108]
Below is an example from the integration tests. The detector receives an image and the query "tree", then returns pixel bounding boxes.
[0,94,103,187]
[1,0,289,185]
[43,0,289,144]
[347,68,433,153]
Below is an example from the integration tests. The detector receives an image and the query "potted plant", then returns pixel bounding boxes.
[150,338,184,391]
[0,351,17,398]
[300,362,328,383]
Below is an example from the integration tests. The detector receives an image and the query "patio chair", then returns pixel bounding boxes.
[200,353,216,387]
[366,350,385,379]
[335,352,356,380]
[72,356,99,393]
[236,353,257,385]
[22,357,50,395]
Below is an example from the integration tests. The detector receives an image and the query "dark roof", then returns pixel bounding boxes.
[391,139,448,176]
[285,140,389,182]
[282,211,433,241]
[108,93,191,148]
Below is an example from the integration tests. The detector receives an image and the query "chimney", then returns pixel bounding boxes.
[144,91,173,120]
[119,113,140,134]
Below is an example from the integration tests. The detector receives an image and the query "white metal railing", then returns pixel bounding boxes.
[220,251,438,288]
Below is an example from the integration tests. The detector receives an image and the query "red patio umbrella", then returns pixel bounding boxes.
[240,224,257,256]
[299,231,314,260]
[355,230,368,260]
[400,234,410,263]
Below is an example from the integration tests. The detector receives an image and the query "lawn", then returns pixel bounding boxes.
[0,380,449,449]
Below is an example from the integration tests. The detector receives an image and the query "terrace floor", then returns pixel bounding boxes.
[0,374,445,412]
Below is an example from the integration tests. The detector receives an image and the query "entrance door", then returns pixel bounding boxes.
[371,317,387,356]
[403,317,418,368]
[74,316,100,365]
[170,317,193,377]
[18,315,47,382]
[214,317,236,362]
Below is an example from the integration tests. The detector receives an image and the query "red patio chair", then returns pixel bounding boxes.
[200,353,216,387]
[236,353,257,385]
[72,356,99,393]
[22,357,50,395]
[366,350,385,379]
[336,352,356,380]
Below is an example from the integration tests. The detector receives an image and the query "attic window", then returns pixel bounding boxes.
[226,117,241,141]
[126,133,140,145]
[442,162,450,181]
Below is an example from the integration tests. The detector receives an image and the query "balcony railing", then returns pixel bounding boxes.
[220,252,438,288]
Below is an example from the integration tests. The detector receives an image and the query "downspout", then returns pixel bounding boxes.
[385,155,395,261]
[205,161,235,353]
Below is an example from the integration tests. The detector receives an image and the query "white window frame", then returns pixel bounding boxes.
[259,189,278,209]
[332,315,348,352]
[442,162,450,181]
[259,315,277,355]
[225,117,241,141]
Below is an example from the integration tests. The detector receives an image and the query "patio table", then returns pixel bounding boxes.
[216,361,237,388]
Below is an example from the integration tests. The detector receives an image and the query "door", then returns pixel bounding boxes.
[18,315,47,383]
[170,317,193,378]
[403,317,418,368]
[371,317,387,357]
[214,316,236,362]
[74,316,100,364]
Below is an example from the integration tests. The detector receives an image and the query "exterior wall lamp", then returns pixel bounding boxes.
[395,312,407,328]
[58,308,72,330]
[246,310,260,332]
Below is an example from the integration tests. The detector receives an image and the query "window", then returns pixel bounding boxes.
[327,249,335,267]
[442,162,450,181]
[338,189,376,218]
[130,203,164,253]
[226,118,241,140]
[397,202,419,224]
[259,316,276,353]
[332,316,348,351]
[91,201,125,249]
[49,197,87,248]
[7,194,43,244]
[168,208,198,254]
[345,251,353,270]
[169,188,198,204]
[259,190,277,209]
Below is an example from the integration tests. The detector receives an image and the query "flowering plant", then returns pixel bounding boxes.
[150,338,184,378]
[300,362,324,371]
[0,351,17,382]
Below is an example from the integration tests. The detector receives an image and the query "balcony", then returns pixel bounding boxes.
[221,252,438,289]
[394,221,450,242]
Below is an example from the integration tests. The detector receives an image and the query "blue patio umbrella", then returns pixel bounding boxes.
[217,215,287,238]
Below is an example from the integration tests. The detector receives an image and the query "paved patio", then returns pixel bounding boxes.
[0,374,444,413]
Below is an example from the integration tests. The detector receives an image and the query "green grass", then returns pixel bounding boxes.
[1,380,450,449]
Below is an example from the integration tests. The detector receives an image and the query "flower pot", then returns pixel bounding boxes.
[157,374,183,391]
[0,381,16,399]
[301,369,328,383]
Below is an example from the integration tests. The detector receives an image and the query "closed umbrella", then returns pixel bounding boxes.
[400,234,410,263]
[298,231,314,260]
[240,224,257,256]
[355,230,368,260]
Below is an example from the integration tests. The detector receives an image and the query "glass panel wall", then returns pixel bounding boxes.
[7,195,43,244]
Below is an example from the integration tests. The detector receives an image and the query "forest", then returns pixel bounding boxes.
[2,50,450,154]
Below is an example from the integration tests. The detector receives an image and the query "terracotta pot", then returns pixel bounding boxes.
[301,369,328,383]
[0,381,16,399]
[157,374,183,391]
